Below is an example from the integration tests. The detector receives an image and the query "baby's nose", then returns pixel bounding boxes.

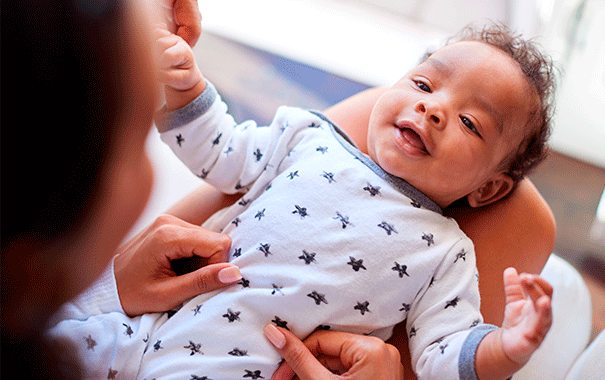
[415,100,445,129]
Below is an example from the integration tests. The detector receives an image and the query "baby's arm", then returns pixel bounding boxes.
[154,27,206,111]
[475,268,553,380]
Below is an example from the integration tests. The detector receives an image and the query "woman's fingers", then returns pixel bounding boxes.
[115,214,236,316]
[172,0,202,46]
[265,326,402,380]
[157,263,241,307]
[265,325,335,380]
[147,214,232,263]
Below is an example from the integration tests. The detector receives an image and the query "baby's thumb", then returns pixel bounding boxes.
[164,263,241,304]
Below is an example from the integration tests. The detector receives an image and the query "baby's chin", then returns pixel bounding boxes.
[401,179,464,210]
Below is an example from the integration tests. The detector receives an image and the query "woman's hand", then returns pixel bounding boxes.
[264,325,404,380]
[114,214,240,316]
[172,0,202,46]
[147,0,202,47]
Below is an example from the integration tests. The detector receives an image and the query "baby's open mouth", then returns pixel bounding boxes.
[399,127,428,153]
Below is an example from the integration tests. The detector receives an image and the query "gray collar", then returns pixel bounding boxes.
[310,111,443,215]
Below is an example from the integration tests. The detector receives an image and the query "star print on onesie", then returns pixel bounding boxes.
[47,81,493,380]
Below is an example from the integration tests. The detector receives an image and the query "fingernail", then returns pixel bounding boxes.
[218,266,242,283]
[264,324,286,349]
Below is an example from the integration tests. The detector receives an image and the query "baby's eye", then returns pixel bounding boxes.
[460,116,480,136]
[415,81,431,93]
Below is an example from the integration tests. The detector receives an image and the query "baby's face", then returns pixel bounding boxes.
[367,41,535,208]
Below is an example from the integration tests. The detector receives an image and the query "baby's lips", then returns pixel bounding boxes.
[400,128,427,152]
[396,120,431,154]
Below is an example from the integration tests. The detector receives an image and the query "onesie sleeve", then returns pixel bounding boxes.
[407,236,494,380]
[155,81,306,195]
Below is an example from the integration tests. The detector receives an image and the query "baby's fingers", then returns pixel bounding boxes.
[527,294,552,345]
[520,274,553,304]
[522,275,553,340]
[155,35,190,68]
[503,267,526,304]
[152,24,173,40]
[531,275,553,297]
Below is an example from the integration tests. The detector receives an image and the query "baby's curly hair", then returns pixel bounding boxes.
[425,22,557,189]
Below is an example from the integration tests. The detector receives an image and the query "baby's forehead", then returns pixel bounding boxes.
[421,41,520,75]
[420,41,536,131]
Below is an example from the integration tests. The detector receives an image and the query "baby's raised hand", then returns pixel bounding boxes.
[153,26,203,92]
[500,267,553,365]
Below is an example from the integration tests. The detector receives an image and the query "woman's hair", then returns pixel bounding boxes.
[425,22,558,188]
[2,0,128,246]
[3,0,134,377]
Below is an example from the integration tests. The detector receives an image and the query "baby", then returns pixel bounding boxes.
[48,23,555,380]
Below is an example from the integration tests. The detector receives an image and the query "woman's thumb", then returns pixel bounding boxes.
[264,325,332,380]
[163,263,241,304]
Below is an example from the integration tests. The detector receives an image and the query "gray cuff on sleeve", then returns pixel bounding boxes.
[155,80,218,132]
[459,324,499,380]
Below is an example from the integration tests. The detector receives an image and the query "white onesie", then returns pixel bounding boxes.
[47,81,495,380]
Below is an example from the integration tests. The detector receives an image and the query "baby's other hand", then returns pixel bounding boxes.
[500,267,553,365]
[153,26,203,92]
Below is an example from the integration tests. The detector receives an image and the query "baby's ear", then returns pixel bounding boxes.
[467,173,514,208]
